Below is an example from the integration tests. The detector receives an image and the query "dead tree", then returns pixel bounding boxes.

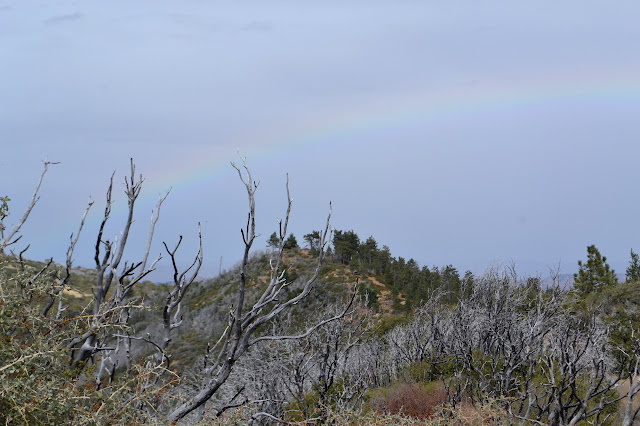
[168,158,335,422]
[525,314,623,426]
[438,267,562,415]
[617,325,640,426]
[222,295,367,424]
[258,293,367,422]
[385,293,447,382]
[306,296,370,420]
[436,266,637,425]
[67,160,169,385]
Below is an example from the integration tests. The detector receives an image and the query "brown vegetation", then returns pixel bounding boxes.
[373,382,448,420]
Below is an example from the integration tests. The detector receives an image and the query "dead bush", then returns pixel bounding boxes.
[374,382,448,420]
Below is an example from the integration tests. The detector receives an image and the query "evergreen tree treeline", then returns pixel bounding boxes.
[330,229,473,309]
[267,228,473,309]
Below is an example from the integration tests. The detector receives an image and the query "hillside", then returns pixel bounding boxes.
[128,247,403,370]
[0,245,405,372]
[0,236,499,375]
[6,235,640,424]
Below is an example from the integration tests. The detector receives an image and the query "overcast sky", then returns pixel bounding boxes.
[2,0,640,281]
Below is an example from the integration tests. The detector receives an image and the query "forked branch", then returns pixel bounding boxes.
[168,160,337,422]
[0,160,58,253]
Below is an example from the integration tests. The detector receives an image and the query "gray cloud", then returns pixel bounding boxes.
[245,20,273,33]
[169,13,218,31]
[43,12,83,26]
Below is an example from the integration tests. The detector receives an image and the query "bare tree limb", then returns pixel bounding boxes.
[168,160,335,422]
[0,160,58,253]
[43,198,94,317]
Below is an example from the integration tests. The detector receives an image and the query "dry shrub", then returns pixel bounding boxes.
[373,382,448,420]
[201,396,511,425]
[286,398,511,426]
[434,400,510,426]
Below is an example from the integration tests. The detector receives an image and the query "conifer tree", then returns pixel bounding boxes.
[332,230,360,264]
[303,231,321,252]
[574,244,617,295]
[283,233,299,249]
[626,249,640,282]
[267,231,279,249]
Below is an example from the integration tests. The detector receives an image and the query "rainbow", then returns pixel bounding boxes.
[143,70,640,199]
[35,70,640,258]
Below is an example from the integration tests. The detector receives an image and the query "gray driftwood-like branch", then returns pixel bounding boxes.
[250,285,357,345]
[0,160,58,253]
[42,198,94,317]
[619,331,640,426]
[155,223,204,367]
[69,160,169,378]
[168,158,336,422]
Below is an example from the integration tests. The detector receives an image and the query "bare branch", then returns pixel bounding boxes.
[133,188,170,283]
[156,223,203,368]
[250,284,357,345]
[43,198,94,317]
[1,160,57,252]
[168,162,333,422]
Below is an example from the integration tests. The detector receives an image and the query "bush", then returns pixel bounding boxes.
[0,258,170,424]
[373,382,448,420]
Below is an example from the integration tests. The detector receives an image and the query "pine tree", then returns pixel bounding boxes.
[267,231,279,250]
[573,244,617,295]
[332,230,360,264]
[283,234,298,250]
[626,249,640,282]
[303,231,321,252]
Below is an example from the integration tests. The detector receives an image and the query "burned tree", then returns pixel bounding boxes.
[167,158,337,421]
[66,160,170,388]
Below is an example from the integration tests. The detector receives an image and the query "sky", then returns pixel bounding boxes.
[1,0,640,282]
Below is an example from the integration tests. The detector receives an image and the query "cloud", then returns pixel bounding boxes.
[245,20,273,33]
[43,12,82,26]
[169,13,217,31]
